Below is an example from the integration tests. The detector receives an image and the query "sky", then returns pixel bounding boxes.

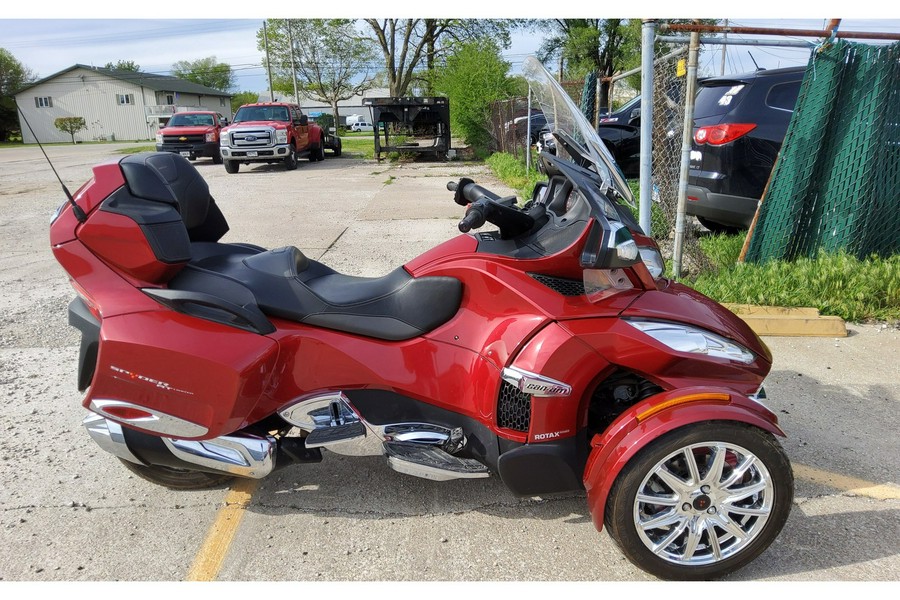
[3,4,899,93]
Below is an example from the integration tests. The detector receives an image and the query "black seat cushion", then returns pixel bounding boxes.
[119,152,229,242]
[183,246,462,341]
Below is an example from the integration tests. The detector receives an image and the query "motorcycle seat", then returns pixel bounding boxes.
[180,245,462,341]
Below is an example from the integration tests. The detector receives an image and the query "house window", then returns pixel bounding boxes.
[220,97,226,107]
[166,94,174,105]
[35,96,52,108]
[117,94,135,105]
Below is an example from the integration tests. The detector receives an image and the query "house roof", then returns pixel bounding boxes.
[15,64,232,97]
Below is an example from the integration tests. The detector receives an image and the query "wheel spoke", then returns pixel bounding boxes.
[703,444,728,486]
[654,464,691,496]
[707,521,723,560]
[640,508,682,530]
[636,491,679,506]
[683,447,701,486]
[710,512,747,541]
[723,503,770,517]
[682,518,706,560]
[651,517,690,554]
[725,479,768,503]
[721,455,757,488]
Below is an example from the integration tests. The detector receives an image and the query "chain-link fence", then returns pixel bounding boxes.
[745,39,900,263]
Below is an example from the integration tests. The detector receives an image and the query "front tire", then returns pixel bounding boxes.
[212,149,223,164]
[224,160,239,174]
[118,458,234,490]
[284,145,298,170]
[332,138,342,157]
[604,422,793,580]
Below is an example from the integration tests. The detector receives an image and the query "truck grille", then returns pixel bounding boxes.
[230,129,274,148]
[162,134,205,144]
[497,381,531,432]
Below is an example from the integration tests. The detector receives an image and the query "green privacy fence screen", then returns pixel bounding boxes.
[745,39,900,263]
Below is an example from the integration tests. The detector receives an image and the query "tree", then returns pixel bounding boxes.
[171,57,235,92]
[535,19,638,117]
[54,116,86,144]
[259,19,378,127]
[0,48,35,142]
[362,19,519,97]
[104,60,140,72]
[230,90,258,114]
[432,41,518,153]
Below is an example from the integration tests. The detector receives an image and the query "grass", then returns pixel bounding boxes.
[485,151,899,323]
[337,136,376,160]
[116,145,156,154]
[484,152,545,200]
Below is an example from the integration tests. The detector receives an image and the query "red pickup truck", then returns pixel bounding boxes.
[155,111,228,164]
[219,102,339,173]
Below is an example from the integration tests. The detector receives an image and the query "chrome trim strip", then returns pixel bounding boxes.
[386,456,490,482]
[88,399,208,438]
[82,413,143,465]
[501,366,572,397]
[163,434,276,479]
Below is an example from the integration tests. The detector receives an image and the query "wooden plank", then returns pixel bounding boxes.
[724,303,821,317]
[737,314,848,337]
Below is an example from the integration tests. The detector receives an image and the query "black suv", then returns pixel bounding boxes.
[687,66,806,232]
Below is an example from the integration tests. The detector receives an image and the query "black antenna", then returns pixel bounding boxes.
[747,52,763,72]
[15,101,87,223]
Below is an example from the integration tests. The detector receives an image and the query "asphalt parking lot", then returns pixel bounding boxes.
[0,143,897,583]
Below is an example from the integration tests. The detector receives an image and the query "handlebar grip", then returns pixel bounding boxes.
[458,205,487,233]
[446,181,458,192]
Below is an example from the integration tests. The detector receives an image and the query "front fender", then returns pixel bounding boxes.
[582,387,783,532]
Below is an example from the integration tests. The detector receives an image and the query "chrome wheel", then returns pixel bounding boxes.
[634,441,773,566]
[604,422,793,580]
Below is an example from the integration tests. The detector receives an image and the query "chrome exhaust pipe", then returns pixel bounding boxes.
[83,413,276,479]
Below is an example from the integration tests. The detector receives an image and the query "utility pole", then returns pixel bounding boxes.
[263,20,274,102]
[287,21,299,103]
[720,19,728,75]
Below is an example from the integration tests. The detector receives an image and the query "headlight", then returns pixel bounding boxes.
[205,132,216,142]
[155,132,163,143]
[625,320,755,364]
[219,133,229,146]
[639,245,664,278]
[275,129,288,144]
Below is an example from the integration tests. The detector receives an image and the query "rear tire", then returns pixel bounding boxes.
[118,458,234,490]
[224,160,239,174]
[604,422,793,580]
[332,138,342,157]
[697,216,741,235]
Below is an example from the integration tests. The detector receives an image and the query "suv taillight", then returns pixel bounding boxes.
[694,123,757,146]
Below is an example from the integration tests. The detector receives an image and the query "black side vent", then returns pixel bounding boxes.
[529,273,585,296]
[498,381,531,432]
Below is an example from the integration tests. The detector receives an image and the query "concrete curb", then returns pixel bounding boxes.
[723,303,848,337]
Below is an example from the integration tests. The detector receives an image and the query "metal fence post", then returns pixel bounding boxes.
[639,20,657,237]
[672,31,701,279]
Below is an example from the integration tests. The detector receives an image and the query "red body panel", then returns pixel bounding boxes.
[88,311,279,438]
[582,388,784,531]
[78,209,185,284]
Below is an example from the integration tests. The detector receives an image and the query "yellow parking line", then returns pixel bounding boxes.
[185,478,260,581]
[793,463,900,500]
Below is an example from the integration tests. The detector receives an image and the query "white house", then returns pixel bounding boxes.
[15,64,233,144]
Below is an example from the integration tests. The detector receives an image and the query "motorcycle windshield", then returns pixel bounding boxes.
[522,56,635,207]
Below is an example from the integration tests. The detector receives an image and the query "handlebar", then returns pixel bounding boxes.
[457,204,487,233]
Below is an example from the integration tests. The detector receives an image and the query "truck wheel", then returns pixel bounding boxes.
[212,149,223,164]
[284,146,298,170]
[604,421,793,580]
[224,160,239,174]
[332,138,342,157]
[316,142,325,161]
